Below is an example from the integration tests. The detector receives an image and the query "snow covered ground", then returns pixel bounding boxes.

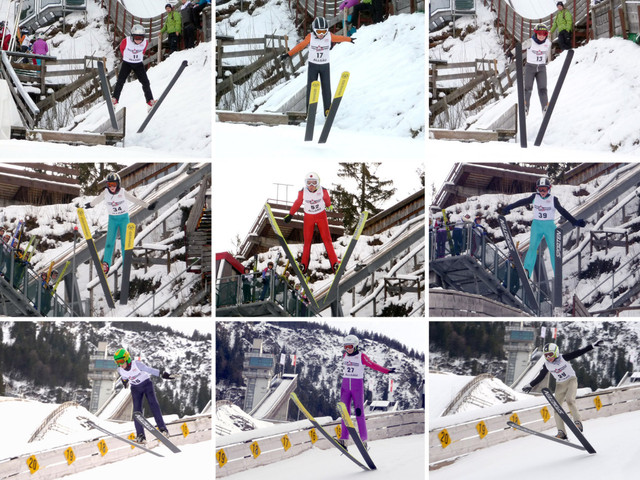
[429,370,640,479]
[222,433,425,479]
[0,397,212,479]
[216,5,425,157]
[0,1,211,157]
[430,2,640,155]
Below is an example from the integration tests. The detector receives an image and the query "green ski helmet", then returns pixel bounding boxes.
[114,348,131,366]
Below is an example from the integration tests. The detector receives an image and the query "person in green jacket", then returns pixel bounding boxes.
[550,1,573,51]
[160,3,182,54]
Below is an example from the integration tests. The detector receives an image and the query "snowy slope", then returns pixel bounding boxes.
[72,42,211,156]
[431,409,639,479]
[255,14,425,138]
[0,2,211,157]
[223,434,425,479]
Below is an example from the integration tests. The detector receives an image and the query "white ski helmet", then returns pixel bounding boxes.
[343,334,359,349]
[131,24,146,38]
[305,172,320,188]
[543,342,559,361]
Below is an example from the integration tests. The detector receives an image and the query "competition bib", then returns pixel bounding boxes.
[532,194,556,221]
[302,188,326,214]
[546,355,576,383]
[106,189,128,216]
[343,353,365,379]
[122,37,147,63]
[308,34,332,65]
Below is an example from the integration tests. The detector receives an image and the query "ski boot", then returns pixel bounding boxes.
[147,99,157,112]
[101,262,109,274]
[135,433,146,444]
[555,430,567,440]
[300,263,308,275]
[336,439,347,451]
[111,97,118,106]
[324,108,330,118]
[362,441,368,451]
[574,420,583,432]
[160,427,170,438]
[332,261,341,273]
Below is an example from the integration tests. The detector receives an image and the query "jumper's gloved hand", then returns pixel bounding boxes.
[326,205,334,213]
[278,53,289,62]
[122,378,129,389]
[592,339,603,348]
[350,37,356,44]
[574,219,586,228]
[283,214,292,223]
[148,201,157,211]
[387,367,397,374]
[84,203,93,209]
[498,206,510,216]
[522,384,532,394]
[161,370,175,380]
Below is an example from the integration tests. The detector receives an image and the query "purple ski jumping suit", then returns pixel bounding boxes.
[340,349,392,442]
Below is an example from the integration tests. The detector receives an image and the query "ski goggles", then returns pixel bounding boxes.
[544,352,556,360]
[132,35,145,41]
[107,182,118,188]
[315,29,328,36]
[306,180,318,186]
[537,186,549,193]
[115,358,128,365]
[344,344,354,349]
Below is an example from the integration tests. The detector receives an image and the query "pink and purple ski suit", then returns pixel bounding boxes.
[340,350,391,442]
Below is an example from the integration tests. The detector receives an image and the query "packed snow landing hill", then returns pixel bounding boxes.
[216,14,425,160]
[1,45,212,158]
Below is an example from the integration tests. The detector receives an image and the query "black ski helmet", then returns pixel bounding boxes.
[312,17,328,37]
[106,172,121,193]
[536,177,551,193]
[533,23,549,38]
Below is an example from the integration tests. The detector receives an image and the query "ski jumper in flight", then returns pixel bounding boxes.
[522,340,602,439]
[280,16,353,117]
[500,177,585,278]
[284,172,340,273]
[523,24,552,114]
[85,172,152,273]
[112,24,156,107]
[114,348,175,443]
[338,334,395,448]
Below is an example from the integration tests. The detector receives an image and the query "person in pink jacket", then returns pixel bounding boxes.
[31,33,49,65]
[338,334,396,449]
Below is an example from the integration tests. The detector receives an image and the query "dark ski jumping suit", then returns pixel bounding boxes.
[117,360,168,438]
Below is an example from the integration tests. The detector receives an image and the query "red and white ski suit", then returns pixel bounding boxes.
[289,186,338,269]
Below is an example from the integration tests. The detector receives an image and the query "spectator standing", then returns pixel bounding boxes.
[550,2,573,51]
[160,4,182,55]
[259,262,274,301]
[179,0,197,49]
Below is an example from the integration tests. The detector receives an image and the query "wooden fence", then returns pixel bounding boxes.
[216,409,424,477]
[429,385,640,467]
[216,35,304,104]
[429,58,515,123]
